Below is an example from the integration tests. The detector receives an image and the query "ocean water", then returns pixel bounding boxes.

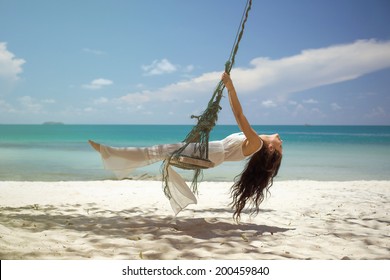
[0,124,390,182]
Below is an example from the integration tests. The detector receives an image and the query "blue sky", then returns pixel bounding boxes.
[1,0,390,125]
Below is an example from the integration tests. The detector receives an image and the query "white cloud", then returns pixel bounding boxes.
[0,42,25,82]
[3,96,57,115]
[288,100,298,106]
[291,104,305,117]
[331,102,342,111]
[84,107,94,112]
[311,108,327,119]
[262,99,277,108]
[142,58,177,75]
[229,39,390,99]
[183,64,195,73]
[80,39,390,124]
[303,98,319,104]
[42,99,56,104]
[0,99,16,113]
[119,92,151,104]
[119,72,220,106]
[365,106,386,119]
[82,78,113,90]
[18,96,44,113]
[117,40,390,109]
[93,97,109,105]
[82,48,105,55]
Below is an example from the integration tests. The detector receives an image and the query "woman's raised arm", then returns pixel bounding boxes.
[222,72,262,156]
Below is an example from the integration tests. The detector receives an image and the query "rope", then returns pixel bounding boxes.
[162,0,253,198]
[227,0,252,73]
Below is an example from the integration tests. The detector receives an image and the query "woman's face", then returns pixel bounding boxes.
[265,134,283,154]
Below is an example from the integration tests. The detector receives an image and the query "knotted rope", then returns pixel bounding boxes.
[163,0,252,198]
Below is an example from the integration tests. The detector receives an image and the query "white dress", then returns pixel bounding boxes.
[96,133,261,214]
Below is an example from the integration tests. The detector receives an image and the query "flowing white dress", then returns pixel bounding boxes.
[95,133,262,214]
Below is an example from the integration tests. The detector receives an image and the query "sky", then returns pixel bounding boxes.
[1,0,390,125]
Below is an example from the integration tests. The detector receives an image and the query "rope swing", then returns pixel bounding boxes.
[163,0,253,197]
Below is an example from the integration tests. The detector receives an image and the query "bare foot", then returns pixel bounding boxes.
[88,140,101,152]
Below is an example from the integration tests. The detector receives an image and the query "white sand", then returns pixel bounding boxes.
[0,180,389,260]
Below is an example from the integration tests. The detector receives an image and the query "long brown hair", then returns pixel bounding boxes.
[230,146,282,221]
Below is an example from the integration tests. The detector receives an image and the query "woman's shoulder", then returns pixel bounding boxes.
[224,132,263,157]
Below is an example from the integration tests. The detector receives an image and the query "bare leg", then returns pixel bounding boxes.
[88,140,101,152]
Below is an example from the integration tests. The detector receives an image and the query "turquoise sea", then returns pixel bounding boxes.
[1,124,390,181]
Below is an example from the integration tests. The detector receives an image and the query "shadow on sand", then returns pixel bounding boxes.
[0,203,294,259]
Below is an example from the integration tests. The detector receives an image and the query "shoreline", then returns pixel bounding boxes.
[1,180,389,260]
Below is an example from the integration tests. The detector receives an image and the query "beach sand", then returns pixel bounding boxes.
[0,180,389,260]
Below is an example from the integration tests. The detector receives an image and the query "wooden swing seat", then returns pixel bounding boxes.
[169,155,215,170]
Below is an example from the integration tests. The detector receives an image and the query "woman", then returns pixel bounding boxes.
[89,72,283,220]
